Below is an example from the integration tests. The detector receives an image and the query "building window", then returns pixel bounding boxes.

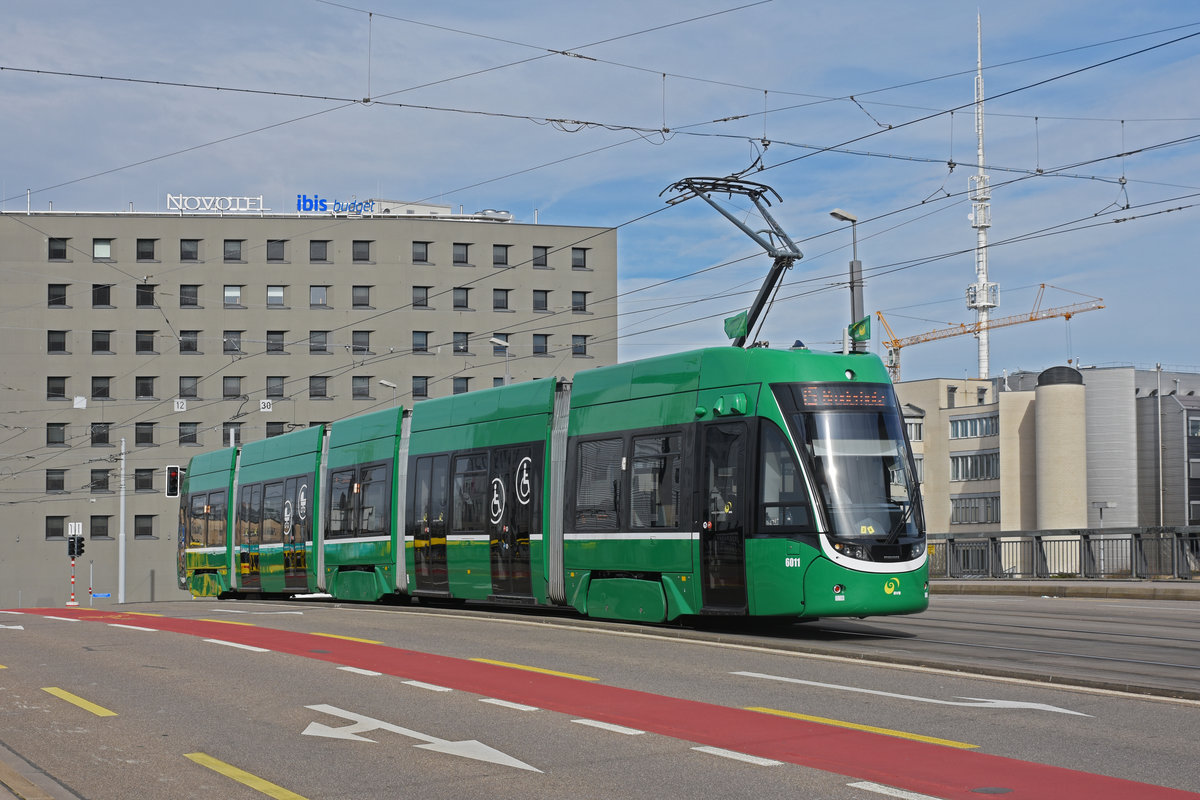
[135,376,156,398]
[179,422,199,445]
[1188,417,1200,437]
[949,415,999,439]
[222,422,242,446]
[224,239,243,261]
[413,286,430,308]
[48,238,68,260]
[92,330,113,354]
[352,240,372,262]
[977,387,988,405]
[913,455,924,483]
[352,285,372,308]
[134,515,155,539]
[91,515,112,538]
[493,244,509,266]
[951,495,1001,525]
[179,376,199,398]
[309,376,328,398]
[180,239,199,261]
[453,377,470,395]
[309,240,330,262]
[48,284,69,307]
[453,287,471,309]
[494,377,506,388]
[93,283,113,307]
[266,331,286,353]
[266,422,286,438]
[46,469,66,492]
[492,333,509,356]
[453,243,470,265]
[572,291,588,312]
[532,245,548,268]
[91,376,111,400]
[134,469,154,491]
[412,331,429,353]
[180,284,200,307]
[947,385,957,408]
[906,421,923,441]
[352,330,371,354]
[48,331,69,354]
[533,290,549,311]
[135,330,157,354]
[47,423,67,446]
[93,238,113,260]
[223,376,243,399]
[572,335,588,356]
[453,332,470,354]
[180,331,200,353]
[413,241,431,263]
[950,451,1000,481]
[533,334,549,355]
[223,331,243,354]
[266,376,286,398]
[267,239,286,261]
[91,422,111,446]
[352,376,371,398]
[46,516,67,539]
[493,289,510,310]
[223,285,243,307]
[47,377,67,399]
[571,247,588,269]
[266,285,286,308]
[136,239,156,260]
[135,422,155,446]
[412,376,429,398]
[310,285,330,308]
[309,331,329,354]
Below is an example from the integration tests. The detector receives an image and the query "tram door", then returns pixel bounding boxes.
[699,422,748,611]
[412,455,450,593]
[489,446,535,599]
[237,484,263,590]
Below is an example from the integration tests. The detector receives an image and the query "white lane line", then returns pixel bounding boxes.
[571,719,644,735]
[479,698,539,711]
[337,666,382,676]
[0,611,24,615]
[44,616,79,622]
[404,680,452,692]
[108,623,157,632]
[691,746,781,766]
[848,780,944,799]
[204,639,269,653]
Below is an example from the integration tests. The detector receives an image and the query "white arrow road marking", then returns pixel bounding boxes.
[0,625,24,630]
[302,704,541,772]
[733,671,1091,716]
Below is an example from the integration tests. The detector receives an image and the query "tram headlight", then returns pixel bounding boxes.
[833,542,866,560]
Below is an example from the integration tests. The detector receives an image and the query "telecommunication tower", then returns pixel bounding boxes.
[966,14,998,379]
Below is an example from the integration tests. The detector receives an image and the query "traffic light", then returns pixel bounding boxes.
[66,535,76,558]
[67,534,85,558]
[165,465,181,498]
[74,535,85,558]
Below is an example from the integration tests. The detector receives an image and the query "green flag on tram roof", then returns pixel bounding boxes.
[724,310,749,340]
[849,315,871,342]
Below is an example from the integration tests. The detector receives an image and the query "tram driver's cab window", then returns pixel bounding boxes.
[759,422,814,531]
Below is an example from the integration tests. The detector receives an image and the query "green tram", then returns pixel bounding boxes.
[178,346,928,621]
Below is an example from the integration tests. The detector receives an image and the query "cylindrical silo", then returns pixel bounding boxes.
[1035,366,1087,530]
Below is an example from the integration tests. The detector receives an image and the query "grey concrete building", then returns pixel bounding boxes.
[0,199,617,607]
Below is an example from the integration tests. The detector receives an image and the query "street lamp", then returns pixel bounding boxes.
[830,208,865,353]
[489,337,511,385]
[378,379,397,406]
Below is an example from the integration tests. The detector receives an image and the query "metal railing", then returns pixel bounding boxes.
[927,527,1200,580]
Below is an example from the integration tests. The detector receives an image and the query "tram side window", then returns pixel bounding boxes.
[631,433,681,529]
[411,455,450,536]
[238,484,263,545]
[208,490,227,547]
[453,454,489,533]
[576,438,622,531]
[759,422,814,531]
[328,469,355,538]
[262,482,284,545]
[359,464,390,535]
[188,494,207,547]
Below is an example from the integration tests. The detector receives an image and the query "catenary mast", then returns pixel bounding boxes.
[967,14,998,379]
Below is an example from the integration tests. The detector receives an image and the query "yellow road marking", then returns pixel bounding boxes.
[471,657,598,681]
[198,618,256,626]
[311,632,383,645]
[185,752,309,800]
[42,687,118,717]
[746,706,978,750]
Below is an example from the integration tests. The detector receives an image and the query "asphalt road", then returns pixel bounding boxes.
[0,595,1197,799]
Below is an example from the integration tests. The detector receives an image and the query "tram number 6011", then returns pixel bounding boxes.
[785,557,805,568]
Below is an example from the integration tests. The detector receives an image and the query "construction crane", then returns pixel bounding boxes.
[877,284,1104,381]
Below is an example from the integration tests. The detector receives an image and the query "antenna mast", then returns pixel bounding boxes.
[967,14,998,379]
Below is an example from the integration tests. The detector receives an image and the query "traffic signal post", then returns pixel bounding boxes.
[65,523,85,606]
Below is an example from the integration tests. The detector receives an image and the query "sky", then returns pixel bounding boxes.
[2,1,1198,381]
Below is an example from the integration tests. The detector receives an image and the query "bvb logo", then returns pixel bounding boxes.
[884,577,901,595]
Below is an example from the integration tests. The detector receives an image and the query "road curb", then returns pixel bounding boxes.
[929,581,1200,602]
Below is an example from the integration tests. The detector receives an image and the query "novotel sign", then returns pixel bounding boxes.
[167,194,268,213]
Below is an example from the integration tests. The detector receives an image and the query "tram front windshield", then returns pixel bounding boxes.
[774,383,922,544]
